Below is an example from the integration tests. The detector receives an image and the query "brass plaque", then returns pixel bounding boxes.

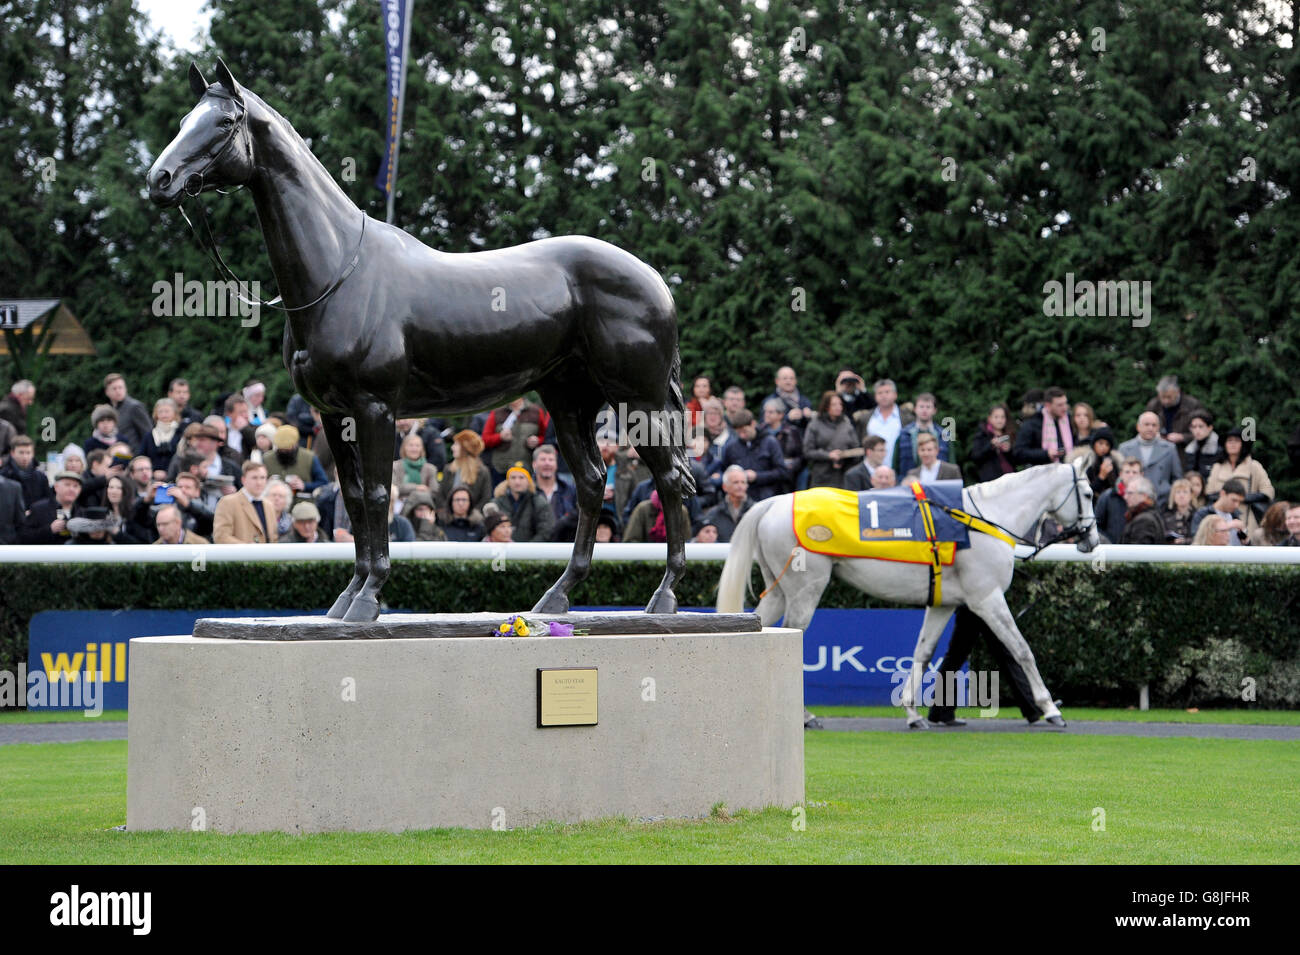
[537,667,598,727]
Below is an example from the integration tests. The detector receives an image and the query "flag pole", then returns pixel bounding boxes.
[386,0,414,225]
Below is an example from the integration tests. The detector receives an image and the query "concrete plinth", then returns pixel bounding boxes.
[127,627,804,832]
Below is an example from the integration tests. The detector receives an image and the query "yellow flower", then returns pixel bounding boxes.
[513,616,530,636]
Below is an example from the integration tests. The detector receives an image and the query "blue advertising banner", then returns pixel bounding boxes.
[21,607,956,711]
[376,0,410,198]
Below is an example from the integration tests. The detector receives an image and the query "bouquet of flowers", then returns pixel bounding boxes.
[491,614,588,637]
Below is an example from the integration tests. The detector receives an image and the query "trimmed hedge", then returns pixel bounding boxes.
[2,560,1298,707]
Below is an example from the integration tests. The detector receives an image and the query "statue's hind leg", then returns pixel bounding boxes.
[630,436,690,614]
[322,411,369,619]
[531,388,605,615]
[341,398,396,623]
[967,588,1063,724]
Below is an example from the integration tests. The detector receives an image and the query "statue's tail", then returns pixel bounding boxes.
[667,347,697,496]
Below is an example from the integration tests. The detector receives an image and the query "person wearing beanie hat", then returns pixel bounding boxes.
[482,510,513,542]
[263,423,328,494]
[84,404,120,454]
[251,422,279,460]
[1082,426,1123,497]
[60,443,87,474]
[492,463,554,542]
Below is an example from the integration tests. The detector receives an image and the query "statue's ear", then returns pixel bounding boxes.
[189,62,209,99]
[214,57,244,104]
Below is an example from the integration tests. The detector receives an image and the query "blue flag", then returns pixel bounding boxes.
[376,0,409,197]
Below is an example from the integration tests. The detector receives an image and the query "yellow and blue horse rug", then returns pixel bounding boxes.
[792,481,970,564]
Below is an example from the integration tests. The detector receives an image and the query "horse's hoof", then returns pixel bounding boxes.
[644,590,677,614]
[531,591,570,615]
[342,595,380,623]
[907,718,931,730]
[1045,715,1067,728]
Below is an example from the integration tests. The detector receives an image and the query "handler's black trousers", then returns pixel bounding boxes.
[927,605,1043,722]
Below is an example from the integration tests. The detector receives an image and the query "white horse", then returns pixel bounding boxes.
[717,461,1100,727]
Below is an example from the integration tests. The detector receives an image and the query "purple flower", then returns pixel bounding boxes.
[547,622,575,636]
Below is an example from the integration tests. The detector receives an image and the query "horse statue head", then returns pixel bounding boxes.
[148,60,254,206]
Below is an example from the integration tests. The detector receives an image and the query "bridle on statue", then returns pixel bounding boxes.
[176,88,365,313]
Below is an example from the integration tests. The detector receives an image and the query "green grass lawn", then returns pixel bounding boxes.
[811,706,1300,725]
[2,733,1296,863]
[0,709,128,724]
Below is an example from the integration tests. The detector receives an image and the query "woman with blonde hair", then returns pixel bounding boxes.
[438,429,492,511]
[1162,478,1197,544]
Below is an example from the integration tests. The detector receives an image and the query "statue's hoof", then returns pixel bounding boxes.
[342,595,380,623]
[644,590,677,614]
[907,717,931,730]
[531,591,570,615]
[326,594,352,619]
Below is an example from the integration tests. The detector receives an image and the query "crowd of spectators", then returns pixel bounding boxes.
[1,369,1298,550]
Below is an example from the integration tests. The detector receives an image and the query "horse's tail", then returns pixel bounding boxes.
[717,496,777,613]
[667,347,697,496]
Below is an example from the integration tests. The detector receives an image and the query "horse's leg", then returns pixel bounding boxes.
[342,398,396,623]
[322,411,369,619]
[967,588,1064,724]
[629,433,690,614]
[531,390,604,615]
[899,605,956,728]
[775,554,832,727]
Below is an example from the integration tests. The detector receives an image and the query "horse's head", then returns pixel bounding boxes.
[148,60,253,207]
[1048,458,1100,552]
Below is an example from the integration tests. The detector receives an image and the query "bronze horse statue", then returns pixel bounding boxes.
[148,60,695,622]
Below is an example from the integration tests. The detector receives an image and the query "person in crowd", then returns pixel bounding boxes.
[1162,479,1197,544]
[1182,411,1219,482]
[483,511,513,543]
[1,435,51,510]
[0,414,13,463]
[263,480,293,537]
[1014,386,1075,467]
[906,432,962,484]
[126,456,156,502]
[722,386,747,426]
[531,443,577,524]
[1191,513,1235,546]
[76,449,111,508]
[393,432,439,506]
[103,474,152,543]
[803,391,861,488]
[388,484,415,541]
[152,503,208,545]
[697,397,733,476]
[1120,477,1165,544]
[594,510,621,543]
[141,398,183,474]
[1070,402,1105,452]
[760,398,803,492]
[1144,374,1206,455]
[623,490,691,543]
[483,397,550,483]
[242,380,269,426]
[969,403,1017,483]
[1119,411,1183,505]
[620,475,705,535]
[103,373,153,452]
[284,392,317,441]
[1248,500,1292,546]
[168,470,215,538]
[200,415,243,476]
[693,519,720,543]
[169,422,240,490]
[168,377,204,428]
[718,409,786,501]
[1185,468,1208,510]
[1095,458,1144,543]
[702,466,754,542]
[277,500,328,542]
[871,465,897,489]
[1080,427,1122,498]
[1205,426,1274,534]
[394,417,447,471]
[895,392,951,476]
[1018,388,1044,424]
[686,375,713,429]
[845,435,888,490]
[249,422,278,464]
[493,465,555,542]
[1278,504,1300,546]
[404,490,445,541]
[222,394,256,459]
[866,379,909,467]
[436,486,484,541]
[264,424,328,495]
[212,460,277,543]
[84,405,120,454]
[439,429,492,512]
[59,444,86,475]
[767,366,814,432]
[835,369,873,422]
[0,473,23,543]
[0,379,35,435]
[20,471,82,544]
[1190,479,1248,544]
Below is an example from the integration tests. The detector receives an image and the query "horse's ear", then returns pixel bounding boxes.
[189,62,209,99]
[214,57,244,104]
